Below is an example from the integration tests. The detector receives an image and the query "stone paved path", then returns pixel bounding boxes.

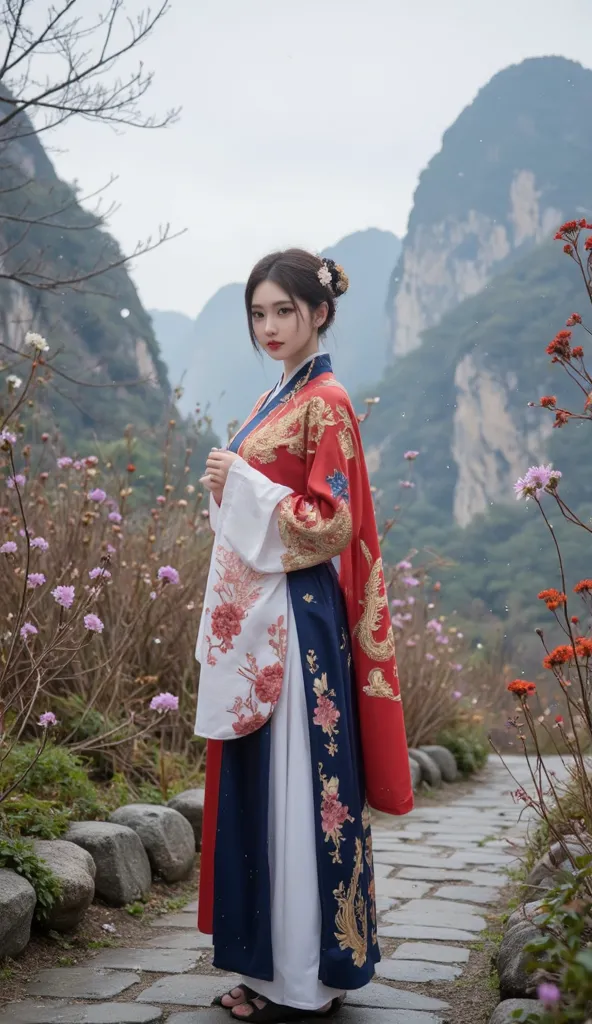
[0,756,565,1024]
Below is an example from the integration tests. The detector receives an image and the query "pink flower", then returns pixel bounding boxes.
[31,536,49,551]
[391,599,405,608]
[7,473,26,489]
[254,662,284,704]
[450,665,463,672]
[150,691,179,713]
[407,596,416,606]
[157,565,180,586]
[425,653,436,662]
[406,639,417,647]
[89,567,111,580]
[402,576,420,587]
[27,572,46,589]
[399,480,415,489]
[73,460,83,470]
[150,591,157,600]
[84,613,104,633]
[84,456,99,467]
[321,791,350,834]
[537,983,560,1008]
[156,495,166,504]
[1,541,17,554]
[453,690,463,698]
[426,618,442,633]
[0,429,17,446]
[404,451,419,460]
[108,511,122,523]
[38,711,57,727]
[397,560,413,571]
[313,695,340,732]
[107,544,116,555]
[57,457,73,469]
[20,622,38,641]
[514,464,562,500]
[88,488,107,503]
[435,634,449,645]
[51,584,75,607]
[232,711,267,735]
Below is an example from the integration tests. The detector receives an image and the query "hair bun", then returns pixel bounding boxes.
[317,257,349,297]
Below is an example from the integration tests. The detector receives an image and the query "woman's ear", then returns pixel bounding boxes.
[314,301,329,329]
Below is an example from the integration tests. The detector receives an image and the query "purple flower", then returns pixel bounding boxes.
[108,511,122,524]
[401,612,413,621]
[402,575,420,587]
[89,567,111,580]
[514,464,562,500]
[407,596,416,606]
[107,544,116,555]
[73,460,83,470]
[150,591,157,600]
[391,599,405,608]
[399,480,415,489]
[425,653,436,662]
[7,473,26,490]
[537,983,560,1008]
[451,665,463,673]
[435,634,449,645]
[38,711,58,728]
[20,622,38,641]
[0,541,17,554]
[0,429,17,446]
[88,488,107,503]
[404,451,419,460]
[427,618,443,634]
[406,639,417,647]
[150,692,179,712]
[57,457,73,469]
[157,565,180,586]
[397,560,413,571]
[84,613,104,633]
[27,572,46,589]
[51,584,75,608]
[453,690,463,698]
[31,536,49,552]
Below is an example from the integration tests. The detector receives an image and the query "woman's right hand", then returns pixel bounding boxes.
[200,472,223,506]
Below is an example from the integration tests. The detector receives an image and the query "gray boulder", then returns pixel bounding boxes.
[408,748,442,788]
[0,868,36,957]
[109,805,195,883]
[167,789,204,848]
[506,899,549,933]
[497,921,541,999]
[409,758,422,791]
[66,821,151,906]
[419,745,458,782]
[490,999,543,1023]
[33,840,95,932]
[524,835,591,899]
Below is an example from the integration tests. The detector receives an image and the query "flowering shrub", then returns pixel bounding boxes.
[0,334,212,802]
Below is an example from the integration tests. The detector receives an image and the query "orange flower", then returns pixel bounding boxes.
[538,588,567,611]
[553,410,571,428]
[127,463,136,473]
[586,236,592,251]
[566,313,582,326]
[540,396,557,408]
[571,616,580,624]
[507,680,537,696]
[543,645,575,669]
[556,220,579,236]
[574,580,592,593]
[555,715,564,725]
[564,244,573,254]
[572,346,584,358]
[546,331,572,360]
[575,637,592,659]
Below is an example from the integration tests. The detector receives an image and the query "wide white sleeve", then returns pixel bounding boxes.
[218,458,292,573]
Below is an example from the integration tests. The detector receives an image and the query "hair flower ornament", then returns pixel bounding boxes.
[317,257,349,297]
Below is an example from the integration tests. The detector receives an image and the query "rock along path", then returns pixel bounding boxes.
[0,756,563,1024]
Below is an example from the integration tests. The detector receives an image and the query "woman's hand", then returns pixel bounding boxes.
[200,449,240,503]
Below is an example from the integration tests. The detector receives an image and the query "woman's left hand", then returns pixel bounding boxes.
[203,449,240,493]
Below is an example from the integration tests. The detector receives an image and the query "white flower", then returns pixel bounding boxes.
[25,332,49,353]
[317,264,332,288]
[6,375,22,390]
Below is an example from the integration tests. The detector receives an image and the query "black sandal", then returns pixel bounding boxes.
[230,995,345,1021]
[212,984,258,1008]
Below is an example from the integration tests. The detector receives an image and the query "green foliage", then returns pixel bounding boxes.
[0,795,71,839]
[437,724,489,775]
[0,743,103,821]
[0,835,62,922]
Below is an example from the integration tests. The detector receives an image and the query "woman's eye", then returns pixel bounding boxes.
[278,307,293,315]
[252,311,263,319]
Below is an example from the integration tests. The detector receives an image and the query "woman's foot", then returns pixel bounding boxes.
[231,998,334,1019]
[213,985,258,1009]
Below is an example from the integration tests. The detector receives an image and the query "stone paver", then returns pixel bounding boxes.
[1,756,571,1024]
[26,970,140,1000]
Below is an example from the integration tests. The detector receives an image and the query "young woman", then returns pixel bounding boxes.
[194,248,413,1023]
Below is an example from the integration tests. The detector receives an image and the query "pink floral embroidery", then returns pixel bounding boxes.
[205,546,264,665]
[312,671,340,756]
[228,616,288,736]
[319,766,354,864]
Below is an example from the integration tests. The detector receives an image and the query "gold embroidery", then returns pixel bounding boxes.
[353,557,396,661]
[336,404,356,460]
[279,497,352,571]
[303,593,315,603]
[240,396,335,465]
[361,803,377,944]
[319,765,354,864]
[333,838,368,968]
[307,650,319,674]
[360,539,373,567]
[363,668,401,702]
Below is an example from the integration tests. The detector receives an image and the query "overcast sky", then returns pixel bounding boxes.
[49,0,592,318]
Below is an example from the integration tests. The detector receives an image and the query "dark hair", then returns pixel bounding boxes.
[245,248,347,350]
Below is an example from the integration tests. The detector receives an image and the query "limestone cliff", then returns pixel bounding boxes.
[388,57,592,357]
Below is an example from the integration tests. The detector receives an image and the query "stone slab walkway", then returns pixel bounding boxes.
[0,756,565,1024]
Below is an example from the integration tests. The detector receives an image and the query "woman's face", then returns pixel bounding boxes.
[250,279,327,364]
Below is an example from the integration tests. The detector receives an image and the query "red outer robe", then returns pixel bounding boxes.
[198,370,413,935]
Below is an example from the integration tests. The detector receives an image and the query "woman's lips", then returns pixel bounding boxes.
[266,342,283,351]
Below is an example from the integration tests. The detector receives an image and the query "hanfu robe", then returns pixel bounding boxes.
[194,353,413,1010]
